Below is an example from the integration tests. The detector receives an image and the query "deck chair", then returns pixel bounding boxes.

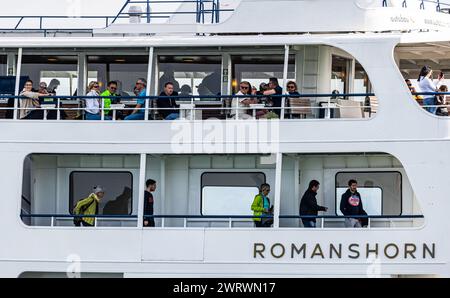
[287,98,313,119]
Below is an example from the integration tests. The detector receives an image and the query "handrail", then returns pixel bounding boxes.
[382,0,450,12]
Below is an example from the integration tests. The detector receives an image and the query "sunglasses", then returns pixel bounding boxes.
[93,85,100,88]
[240,86,249,89]
[288,85,296,89]
[110,87,117,90]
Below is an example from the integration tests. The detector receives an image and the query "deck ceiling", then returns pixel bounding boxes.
[397,42,450,72]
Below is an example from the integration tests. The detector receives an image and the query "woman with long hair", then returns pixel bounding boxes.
[417,66,444,114]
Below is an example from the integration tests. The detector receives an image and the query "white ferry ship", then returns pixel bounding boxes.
[1,0,450,278]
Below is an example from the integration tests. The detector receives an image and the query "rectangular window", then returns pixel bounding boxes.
[335,172,402,216]
[69,171,133,215]
[21,55,78,95]
[201,172,266,216]
[158,55,222,97]
[88,55,149,96]
[331,55,351,94]
[231,54,295,94]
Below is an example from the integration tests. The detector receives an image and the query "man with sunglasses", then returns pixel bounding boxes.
[125,78,148,120]
[100,81,122,119]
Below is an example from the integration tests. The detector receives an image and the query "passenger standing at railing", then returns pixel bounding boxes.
[84,81,112,120]
[251,184,274,228]
[417,66,444,114]
[73,185,105,227]
[125,78,148,121]
[340,179,367,228]
[157,82,180,120]
[436,85,449,116]
[230,81,257,120]
[299,180,328,228]
[144,179,157,227]
[19,80,48,120]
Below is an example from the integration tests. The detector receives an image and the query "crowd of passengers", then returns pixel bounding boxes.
[72,178,367,229]
[17,77,302,120]
[407,65,450,116]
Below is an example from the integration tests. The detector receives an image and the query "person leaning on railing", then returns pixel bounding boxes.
[19,79,49,120]
[157,82,180,120]
[436,85,449,116]
[299,180,328,228]
[100,81,122,119]
[85,81,112,120]
[230,81,257,120]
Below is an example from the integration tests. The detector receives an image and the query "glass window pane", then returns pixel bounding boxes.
[158,55,222,97]
[201,172,266,216]
[21,55,78,95]
[0,55,6,76]
[331,55,351,94]
[69,171,133,215]
[336,172,402,215]
[231,54,295,93]
[88,55,149,96]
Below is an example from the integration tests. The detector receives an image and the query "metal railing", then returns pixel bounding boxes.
[0,93,376,121]
[20,213,424,229]
[382,0,450,12]
[0,0,233,32]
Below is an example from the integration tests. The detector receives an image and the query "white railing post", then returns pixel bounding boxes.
[13,48,23,120]
[162,217,165,228]
[281,44,290,120]
[229,218,232,228]
[321,218,324,229]
[190,97,194,121]
[57,98,61,121]
[273,153,283,228]
[101,97,105,121]
[51,216,54,227]
[138,153,147,228]
[368,217,371,229]
[144,98,149,121]
[184,218,187,228]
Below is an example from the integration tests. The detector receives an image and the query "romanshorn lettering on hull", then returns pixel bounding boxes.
[253,243,436,260]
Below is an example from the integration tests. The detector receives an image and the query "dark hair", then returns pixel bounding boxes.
[260,183,271,192]
[269,78,279,86]
[418,66,432,82]
[164,82,174,88]
[308,180,320,190]
[107,81,118,87]
[439,85,448,92]
[146,179,156,188]
[348,179,357,187]
[24,79,33,85]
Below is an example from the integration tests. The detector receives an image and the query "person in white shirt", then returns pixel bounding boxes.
[84,81,111,120]
[417,66,444,114]
[230,81,257,119]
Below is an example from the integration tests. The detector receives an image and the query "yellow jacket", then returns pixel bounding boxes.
[73,193,100,226]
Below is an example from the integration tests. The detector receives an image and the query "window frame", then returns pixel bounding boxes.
[334,171,403,216]
[69,170,134,215]
[200,171,266,216]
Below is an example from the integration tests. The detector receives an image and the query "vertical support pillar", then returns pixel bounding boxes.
[138,153,147,227]
[78,53,87,99]
[281,45,290,120]
[145,47,154,121]
[14,48,23,120]
[273,152,283,228]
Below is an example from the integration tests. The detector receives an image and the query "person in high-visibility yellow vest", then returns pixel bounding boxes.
[100,81,119,117]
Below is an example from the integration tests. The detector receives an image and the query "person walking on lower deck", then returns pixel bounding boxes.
[144,179,157,227]
[251,183,273,228]
[73,185,105,227]
[340,179,366,228]
[299,180,328,228]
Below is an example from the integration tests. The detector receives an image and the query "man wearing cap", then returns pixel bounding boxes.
[73,186,105,227]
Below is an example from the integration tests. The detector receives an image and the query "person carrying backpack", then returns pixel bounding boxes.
[73,186,105,227]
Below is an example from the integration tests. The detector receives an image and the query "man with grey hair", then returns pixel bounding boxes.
[73,185,105,227]
[125,78,149,120]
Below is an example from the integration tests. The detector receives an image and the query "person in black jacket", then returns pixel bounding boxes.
[157,82,179,120]
[340,179,366,228]
[299,180,328,228]
[144,179,157,227]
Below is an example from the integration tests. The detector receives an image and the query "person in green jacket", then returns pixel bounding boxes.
[251,183,273,228]
[73,185,105,227]
[100,81,119,118]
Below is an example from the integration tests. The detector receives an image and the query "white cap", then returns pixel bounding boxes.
[93,185,105,193]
